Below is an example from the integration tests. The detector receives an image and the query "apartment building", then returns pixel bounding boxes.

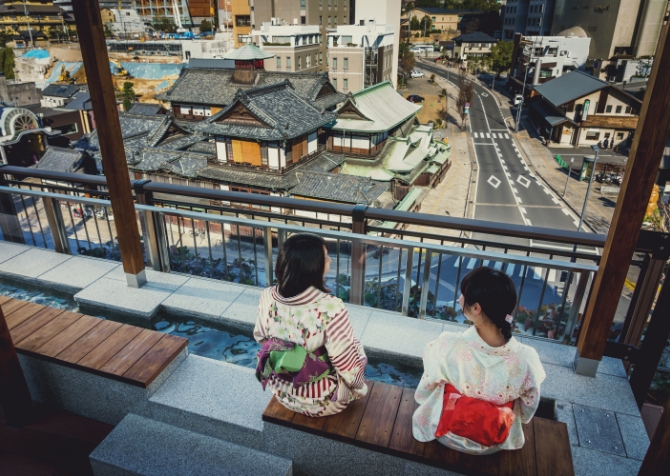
[133,0,194,29]
[0,0,72,36]
[327,19,394,93]
[501,0,556,39]
[355,0,400,88]
[251,22,322,73]
[231,0,252,46]
[250,0,352,73]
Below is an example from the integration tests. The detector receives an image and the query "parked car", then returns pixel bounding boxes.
[434,56,444,62]
[407,95,425,103]
[410,69,425,78]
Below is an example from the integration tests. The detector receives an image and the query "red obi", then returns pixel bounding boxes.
[435,384,516,447]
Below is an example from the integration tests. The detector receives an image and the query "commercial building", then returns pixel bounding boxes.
[506,32,591,94]
[550,0,665,59]
[529,70,642,147]
[327,19,395,92]
[501,0,556,39]
[251,22,322,73]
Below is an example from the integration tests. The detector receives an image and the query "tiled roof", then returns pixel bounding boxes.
[452,32,497,43]
[533,70,609,107]
[62,92,92,111]
[155,68,345,109]
[130,148,209,178]
[128,103,165,115]
[192,81,337,141]
[222,44,274,60]
[187,141,217,154]
[32,146,94,174]
[291,172,389,205]
[42,84,80,98]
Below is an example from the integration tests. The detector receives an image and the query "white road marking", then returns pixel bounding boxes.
[552,197,560,204]
[574,220,580,228]
[516,197,523,203]
[562,208,570,216]
[487,175,501,188]
[467,258,476,269]
[481,92,489,97]
[542,188,550,194]
[526,219,533,226]
[504,133,510,139]
[486,133,491,138]
[512,187,519,193]
[474,132,479,138]
[500,159,505,164]
[473,143,497,145]
[520,207,527,214]
[517,176,531,188]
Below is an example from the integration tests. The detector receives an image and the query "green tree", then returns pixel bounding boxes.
[122,81,135,111]
[200,19,212,33]
[0,48,15,80]
[490,40,514,78]
[410,16,421,31]
[399,42,416,76]
[419,15,432,36]
[153,16,177,33]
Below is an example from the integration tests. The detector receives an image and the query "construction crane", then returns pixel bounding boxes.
[172,0,186,33]
[110,59,131,78]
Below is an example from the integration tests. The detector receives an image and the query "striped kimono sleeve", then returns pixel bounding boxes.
[324,305,368,401]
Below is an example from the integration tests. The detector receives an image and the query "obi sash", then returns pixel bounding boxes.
[435,384,516,447]
[255,337,332,390]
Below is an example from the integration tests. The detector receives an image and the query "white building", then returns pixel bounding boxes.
[354,0,401,88]
[106,9,146,36]
[327,20,395,93]
[251,22,322,73]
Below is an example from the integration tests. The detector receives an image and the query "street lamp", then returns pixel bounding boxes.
[563,157,575,197]
[576,145,599,233]
[514,41,535,132]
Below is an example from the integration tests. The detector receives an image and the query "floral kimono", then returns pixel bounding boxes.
[413,326,546,454]
[254,285,368,417]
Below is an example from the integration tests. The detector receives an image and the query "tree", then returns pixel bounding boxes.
[154,16,177,33]
[0,48,15,80]
[399,42,416,76]
[122,81,135,111]
[410,16,421,31]
[456,69,473,129]
[419,15,432,36]
[200,19,212,33]
[490,40,514,78]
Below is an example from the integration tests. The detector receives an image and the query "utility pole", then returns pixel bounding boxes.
[22,0,33,47]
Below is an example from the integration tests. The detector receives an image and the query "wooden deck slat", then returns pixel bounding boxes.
[99,328,164,376]
[533,418,573,476]
[37,315,102,358]
[9,308,65,346]
[17,312,84,353]
[0,295,11,306]
[459,450,500,476]
[122,334,187,387]
[388,386,426,457]
[423,440,462,471]
[1,299,32,319]
[55,319,123,364]
[292,411,329,430]
[5,302,44,330]
[498,423,537,476]
[322,381,375,440]
[355,381,403,447]
[262,396,298,425]
[77,324,143,370]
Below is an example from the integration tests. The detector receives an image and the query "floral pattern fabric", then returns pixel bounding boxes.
[254,285,368,417]
[412,326,546,454]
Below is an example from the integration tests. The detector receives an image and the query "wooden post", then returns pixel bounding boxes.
[575,8,670,376]
[71,0,146,288]
[638,397,670,475]
[0,306,33,425]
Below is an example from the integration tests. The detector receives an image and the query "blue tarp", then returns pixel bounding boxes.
[22,49,50,59]
[109,62,184,79]
[47,62,84,82]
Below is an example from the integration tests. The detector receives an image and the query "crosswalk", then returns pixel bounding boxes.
[473,132,510,139]
[451,257,557,282]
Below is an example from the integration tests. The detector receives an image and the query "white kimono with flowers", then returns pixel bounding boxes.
[254,285,368,417]
[413,326,546,454]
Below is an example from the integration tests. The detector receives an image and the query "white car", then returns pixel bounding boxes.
[410,69,425,78]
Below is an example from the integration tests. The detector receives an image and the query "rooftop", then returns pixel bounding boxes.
[221,44,275,61]
[533,70,610,107]
[451,31,497,43]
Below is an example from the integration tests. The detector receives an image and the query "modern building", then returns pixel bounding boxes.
[550,0,665,59]
[100,8,146,37]
[506,32,591,94]
[133,0,194,30]
[231,0,252,47]
[354,0,401,88]
[529,70,642,147]
[449,32,497,61]
[250,0,353,74]
[0,0,72,36]
[251,22,323,73]
[501,0,556,39]
[327,19,395,93]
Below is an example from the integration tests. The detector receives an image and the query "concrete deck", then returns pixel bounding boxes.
[0,242,648,476]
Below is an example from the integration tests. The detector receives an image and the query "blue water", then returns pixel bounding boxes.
[0,282,422,388]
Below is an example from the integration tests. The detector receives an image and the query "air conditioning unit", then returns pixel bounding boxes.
[560,50,567,56]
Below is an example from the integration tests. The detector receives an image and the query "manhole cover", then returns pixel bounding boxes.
[573,404,625,456]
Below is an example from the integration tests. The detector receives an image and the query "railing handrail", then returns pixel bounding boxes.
[0,165,607,247]
[0,185,599,274]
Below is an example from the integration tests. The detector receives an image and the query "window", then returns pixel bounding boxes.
[238,34,251,43]
[226,142,233,161]
[276,56,281,68]
[301,16,306,24]
[60,123,78,135]
[260,142,268,167]
[235,15,250,26]
[585,131,600,140]
[306,54,311,67]
[320,0,322,4]
[333,57,337,69]
[319,15,322,25]
[319,52,323,64]
[616,105,622,113]
[343,78,348,90]
[334,0,337,5]
[333,78,337,89]
[605,105,612,113]
[286,56,291,68]
[625,106,631,114]
[343,57,348,70]
[298,56,301,69]
[328,16,331,24]
[328,0,331,5]
[616,132,624,140]
[334,16,337,25]
[300,0,305,6]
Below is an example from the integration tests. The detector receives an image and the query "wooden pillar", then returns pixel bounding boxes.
[574,9,670,376]
[638,397,670,475]
[71,0,146,287]
[0,306,33,425]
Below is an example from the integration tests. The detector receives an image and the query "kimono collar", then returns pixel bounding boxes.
[270,285,326,306]
[462,326,521,357]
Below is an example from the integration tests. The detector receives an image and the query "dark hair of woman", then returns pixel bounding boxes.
[460,266,517,342]
[275,233,330,298]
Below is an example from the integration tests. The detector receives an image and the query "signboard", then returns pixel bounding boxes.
[582,99,590,120]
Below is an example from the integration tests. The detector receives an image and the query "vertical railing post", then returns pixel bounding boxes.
[418,249,432,319]
[0,306,33,425]
[349,204,368,306]
[133,180,169,273]
[264,226,274,287]
[562,270,590,345]
[402,248,414,316]
[42,196,70,254]
[0,167,25,244]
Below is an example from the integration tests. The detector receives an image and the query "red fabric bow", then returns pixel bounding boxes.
[435,384,516,447]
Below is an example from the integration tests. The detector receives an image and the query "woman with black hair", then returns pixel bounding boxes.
[254,233,368,417]
[412,266,546,454]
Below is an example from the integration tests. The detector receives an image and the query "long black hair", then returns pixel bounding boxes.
[275,233,330,298]
[460,266,517,341]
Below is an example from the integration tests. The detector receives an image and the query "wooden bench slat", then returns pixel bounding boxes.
[122,334,187,387]
[1,299,32,320]
[424,440,462,471]
[533,417,573,476]
[37,315,103,358]
[499,423,537,476]
[322,380,376,440]
[388,386,426,457]
[56,320,123,364]
[0,295,11,306]
[99,328,164,377]
[16,311,84,353]
[10,308,65,346]
[459,450,500,476]
[292,411,329,431]
[355,381,403,448]
[263,395,297,425]
[5,302,44,330]
[77,324,144,370]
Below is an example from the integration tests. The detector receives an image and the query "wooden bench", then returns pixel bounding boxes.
[1,296,187,389]
[263,380,575,476]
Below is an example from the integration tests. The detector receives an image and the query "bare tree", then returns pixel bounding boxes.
[456,69,473,129]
